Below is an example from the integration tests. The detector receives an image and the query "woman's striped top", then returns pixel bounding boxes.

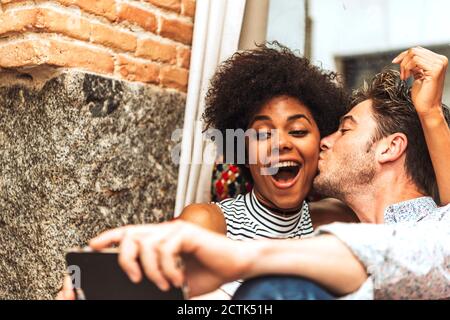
[214,190,314,297]
[215,190,314,240]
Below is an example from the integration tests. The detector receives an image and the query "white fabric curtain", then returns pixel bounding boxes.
[174,0,247,216]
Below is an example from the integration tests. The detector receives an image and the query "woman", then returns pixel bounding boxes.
[178,44,358,298]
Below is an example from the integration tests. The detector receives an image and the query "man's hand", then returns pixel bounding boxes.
[392,46,448,116]
[89,221,256,297]
[55,275,75,300]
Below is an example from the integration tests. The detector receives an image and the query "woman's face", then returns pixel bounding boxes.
[247,95,321,211]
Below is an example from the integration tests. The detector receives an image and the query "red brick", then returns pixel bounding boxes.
[0,0,23,4]
[36,8,91,41]
[0,8,37,35]
[160,65,188,91]
[47,39,115,74]
[57,0,117,21]
[0,7,92,42]
[90,22,137,52]
[177,46,190,68]
[144,0,180,13]
[0,37,114,74]
[0,39,45,67]
[0,0,25,5]
[1,6,136,53]
[136,38,177,64]
[117,2,157,33]
[181,0,195,18]
[159,17,193,45]
[116,54,159,84]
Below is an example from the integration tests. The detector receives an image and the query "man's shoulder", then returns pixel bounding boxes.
[437,203,450,216]
[424,203,450,222]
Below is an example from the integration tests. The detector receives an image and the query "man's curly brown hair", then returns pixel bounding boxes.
[202,43,349,181]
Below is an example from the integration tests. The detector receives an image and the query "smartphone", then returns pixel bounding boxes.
[65,248,185,300]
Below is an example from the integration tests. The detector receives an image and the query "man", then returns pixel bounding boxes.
[59,47,450,299]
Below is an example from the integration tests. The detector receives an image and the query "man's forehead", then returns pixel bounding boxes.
[343,100,374,123]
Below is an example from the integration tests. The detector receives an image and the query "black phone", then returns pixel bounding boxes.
[65,249,185,300]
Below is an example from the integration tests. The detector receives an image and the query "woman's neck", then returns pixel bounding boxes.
[253,188,304,216]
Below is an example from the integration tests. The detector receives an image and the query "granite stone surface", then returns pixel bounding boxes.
[0,70,185,299]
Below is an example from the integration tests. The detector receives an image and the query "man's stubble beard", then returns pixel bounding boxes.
[313,148,377,201]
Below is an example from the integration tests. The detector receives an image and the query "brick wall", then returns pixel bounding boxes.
[0,0,195,92]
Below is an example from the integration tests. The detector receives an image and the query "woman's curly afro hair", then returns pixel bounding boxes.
[203,42,349,138]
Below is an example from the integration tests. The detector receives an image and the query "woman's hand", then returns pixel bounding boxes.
[393,47,450,205]
[393,46,448,116]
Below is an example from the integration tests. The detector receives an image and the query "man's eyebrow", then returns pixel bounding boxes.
[287,114,312,124]
[339,115,357,126]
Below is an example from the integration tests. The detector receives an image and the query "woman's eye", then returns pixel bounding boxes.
[290,130,308,137]
[257,131,271,140]
[340,129,350,135]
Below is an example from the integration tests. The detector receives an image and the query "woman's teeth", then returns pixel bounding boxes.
[271,161,300,169]
[270,160,301,186]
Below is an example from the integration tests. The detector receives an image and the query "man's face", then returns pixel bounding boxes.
[313,100,379,200]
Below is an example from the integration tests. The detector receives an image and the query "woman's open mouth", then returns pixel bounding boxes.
[268,161,302,189]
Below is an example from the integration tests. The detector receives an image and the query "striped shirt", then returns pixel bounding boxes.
[216,190,314,240]
[214,190,314,296]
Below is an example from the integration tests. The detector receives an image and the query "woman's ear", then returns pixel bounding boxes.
[376,133,408,164]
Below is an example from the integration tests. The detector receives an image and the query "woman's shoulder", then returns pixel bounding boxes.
[178,203,227,234]
[215,193,247,209]
[309,198,359,229]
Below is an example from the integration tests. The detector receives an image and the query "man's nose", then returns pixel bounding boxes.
[320,133,335,151]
